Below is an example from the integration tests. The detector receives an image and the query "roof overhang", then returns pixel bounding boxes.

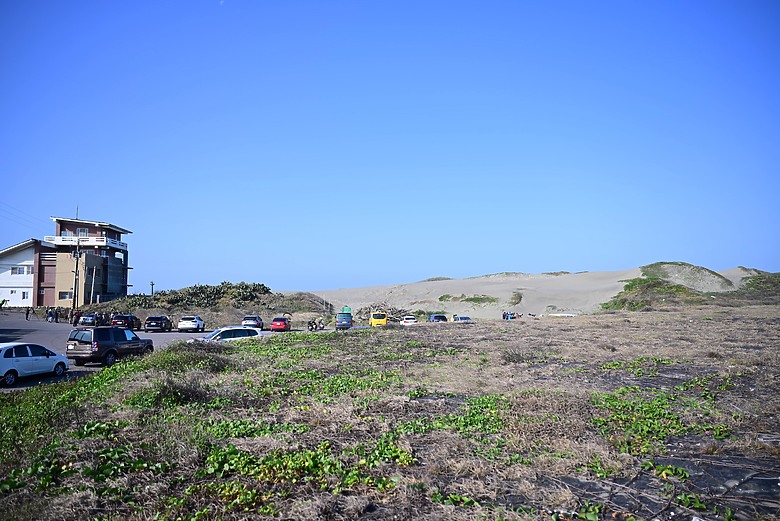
[50,216,132,235]
[0,238,56,258]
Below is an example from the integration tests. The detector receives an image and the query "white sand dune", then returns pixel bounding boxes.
[313,265,754,319]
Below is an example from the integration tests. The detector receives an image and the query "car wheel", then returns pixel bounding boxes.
[53,363,66,377]
[103,351,117,367]
[3,370,18,386]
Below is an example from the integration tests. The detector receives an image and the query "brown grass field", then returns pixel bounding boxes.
[1,304,779,520]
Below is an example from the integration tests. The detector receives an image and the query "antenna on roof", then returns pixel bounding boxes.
[76,205,79,219]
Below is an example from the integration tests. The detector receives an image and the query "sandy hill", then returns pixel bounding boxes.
[313,264,758,319]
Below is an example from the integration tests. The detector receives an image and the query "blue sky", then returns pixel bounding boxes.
[2,1,779,293]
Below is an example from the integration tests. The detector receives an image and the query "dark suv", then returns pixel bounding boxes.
[111,314,142,330]
[144,315,173,332]
[66,327,153,366]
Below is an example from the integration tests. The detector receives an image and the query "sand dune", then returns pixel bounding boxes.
[314,265,755,319]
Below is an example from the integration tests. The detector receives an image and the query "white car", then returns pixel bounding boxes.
[453,316,473,323]
[177,315,205,332]
[1,342,69,387]
[187,326,263,344]
[241,315,264,329]
[400,316,417,326]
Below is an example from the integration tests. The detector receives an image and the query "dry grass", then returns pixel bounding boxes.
[2,305,779,520]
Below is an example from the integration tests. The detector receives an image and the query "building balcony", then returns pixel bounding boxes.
[44,236,128,251]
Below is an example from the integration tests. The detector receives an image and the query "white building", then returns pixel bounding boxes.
[0,239,54,308]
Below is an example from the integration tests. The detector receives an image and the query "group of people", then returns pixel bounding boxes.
[502,311,523,320]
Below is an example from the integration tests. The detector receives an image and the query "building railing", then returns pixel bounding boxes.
[44,236,127,250]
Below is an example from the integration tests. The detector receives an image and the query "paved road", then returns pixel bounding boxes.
[0,309,271,391]
[0,309,213,354]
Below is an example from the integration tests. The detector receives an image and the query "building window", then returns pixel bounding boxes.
[77,228,89,237]
[11,266,25,275]
[10,290,16,294]
[39,289,45,295]
[58,291,73,300]
[61,230,73,237]
[22,291,29,300]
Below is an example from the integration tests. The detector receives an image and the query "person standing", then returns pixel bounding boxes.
[25,307,30,320]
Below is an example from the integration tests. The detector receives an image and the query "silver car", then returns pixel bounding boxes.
[1,343,69,386]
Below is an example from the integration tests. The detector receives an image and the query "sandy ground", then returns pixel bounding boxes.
[314,266,755,319]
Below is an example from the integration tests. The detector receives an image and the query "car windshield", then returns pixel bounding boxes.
[181,316,195,321]
[372,313,386,319]
[148,316,162,321]
[203,329,222,340]
[243,317,257,321]
[272,318,286,322]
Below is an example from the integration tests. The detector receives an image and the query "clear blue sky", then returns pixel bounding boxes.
[2,1,779,293]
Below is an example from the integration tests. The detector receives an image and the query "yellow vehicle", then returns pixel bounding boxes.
[369,311,388,327]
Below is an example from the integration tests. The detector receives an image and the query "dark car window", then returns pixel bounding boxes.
[119,329,138,341]
[28,344,48,356]
[70,330,92,343]
[13,345,30,357]
[95,329,111,342]
[246,330,258,337]
[3,348,12,359]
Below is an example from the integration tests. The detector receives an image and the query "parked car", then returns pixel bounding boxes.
[335,313,353,330]
[188,326,263,344]
[78,313,98,326]
[112,314,142,330]
[1,342,69,387]
[177,315,205,332]
[369,312,388,327]
[241,315,264,329]
[428,314,448,322]
[144,315,173,332]
[270,317,291,332]
[400,316,417,326]
[453,316,473,323]
[66,327,153,367]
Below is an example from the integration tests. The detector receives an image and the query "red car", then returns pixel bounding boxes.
[111,314,142,330]
[270,317,291,332]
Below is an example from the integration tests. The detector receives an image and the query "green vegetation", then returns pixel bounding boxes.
[437,293,498,305]
[742,272,780,293]
[80,281,331,318]
[0,313,767,520]
[508,289,523,306]
[601,277,702,311]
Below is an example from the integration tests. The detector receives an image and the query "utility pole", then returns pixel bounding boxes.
[71,239,81,310]
[90,266,97,305]
[150,281,155,296]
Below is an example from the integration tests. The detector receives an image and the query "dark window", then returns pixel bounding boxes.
[123,330,137,341]
[95,329,111,342]
[28,345,48,356]
[71,330,92,343]
[3,348,12,359]
[13,346,30,357]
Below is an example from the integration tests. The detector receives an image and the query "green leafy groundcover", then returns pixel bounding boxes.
[0,327,757,520]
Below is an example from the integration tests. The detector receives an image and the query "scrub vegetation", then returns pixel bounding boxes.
[602,270,780,311]
[1,304,779,520]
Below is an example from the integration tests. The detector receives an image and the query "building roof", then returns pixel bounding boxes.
[50,217,132,235]
[0,238,56,258]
